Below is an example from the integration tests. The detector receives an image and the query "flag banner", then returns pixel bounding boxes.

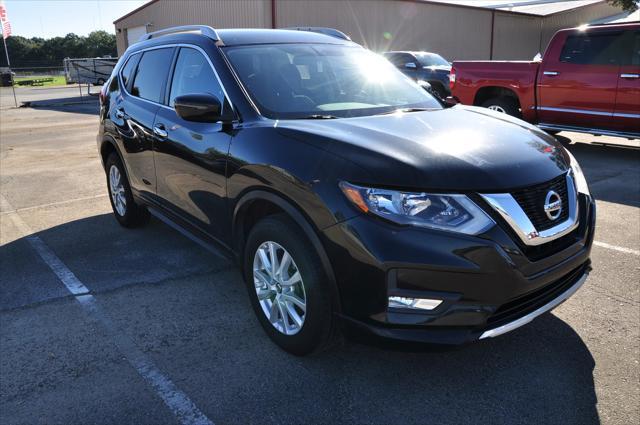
[0,0,11,39]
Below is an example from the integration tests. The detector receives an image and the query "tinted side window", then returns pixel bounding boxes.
[119,53,140,90]
[131,48,175,103]
[627,31,640,66]
[108,75,118,93]
[560,32,624,65]
[168,48,224,108]
[384,53,401,66]
[388,53,413,67]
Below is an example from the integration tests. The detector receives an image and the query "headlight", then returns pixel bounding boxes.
[340,182,494,235]
[567,151,590,195]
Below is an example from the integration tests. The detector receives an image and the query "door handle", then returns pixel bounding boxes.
[115,109,125,119]
[620,73,639,79]
[153,124,168,138]
[543,71,559,76]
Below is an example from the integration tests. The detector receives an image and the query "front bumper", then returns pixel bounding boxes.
[479,269,588,339]
[321,194,595,344]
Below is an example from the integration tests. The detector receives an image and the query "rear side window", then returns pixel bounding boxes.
[386,53,413,67]
[626,31,639,66]
[560,32,625,65]
[168,48,225,108]
[131,48,175,103]
[119,53,140,90]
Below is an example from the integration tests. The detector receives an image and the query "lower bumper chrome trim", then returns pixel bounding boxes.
[479,271,589,339]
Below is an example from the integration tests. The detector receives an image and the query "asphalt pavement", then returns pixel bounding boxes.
[0,85,638,425]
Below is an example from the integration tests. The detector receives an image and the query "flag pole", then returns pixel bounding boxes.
[2,34,17,107]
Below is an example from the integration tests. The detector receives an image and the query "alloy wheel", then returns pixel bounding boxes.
[109,165,127,216]
[253,241,307,335]
[487,105,506,113]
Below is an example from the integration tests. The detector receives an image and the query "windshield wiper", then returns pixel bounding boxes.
[299,114,339,120]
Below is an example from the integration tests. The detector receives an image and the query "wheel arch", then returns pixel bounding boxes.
[100,136,121,168]
[99,136,135,191]
[233,189,342,313]
[473,86,521,108]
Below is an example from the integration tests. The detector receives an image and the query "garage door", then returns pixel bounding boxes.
[127,26,147,47]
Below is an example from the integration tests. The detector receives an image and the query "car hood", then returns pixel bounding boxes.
[275,105,570,192]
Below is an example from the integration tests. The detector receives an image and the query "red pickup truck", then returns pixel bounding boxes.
[450,22,639,139]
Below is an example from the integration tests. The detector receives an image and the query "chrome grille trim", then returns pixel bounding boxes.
[480,172,579,247]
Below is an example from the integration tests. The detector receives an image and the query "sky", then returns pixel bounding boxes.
[4,0,148,38]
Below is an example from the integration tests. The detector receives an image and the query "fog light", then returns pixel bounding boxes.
[388,296,442,311]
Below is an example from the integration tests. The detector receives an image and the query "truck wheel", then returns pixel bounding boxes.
[105,153,149,228]
[482,97,521,117]
[243,214,334,356]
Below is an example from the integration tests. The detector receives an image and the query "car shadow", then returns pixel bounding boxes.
[23,96,99,116]
[314,313,599,424]
[0,211,601,424]
[557,135,640,208]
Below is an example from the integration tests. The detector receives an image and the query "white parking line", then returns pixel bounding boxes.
[2,194,214,425]
[594,241,640,257]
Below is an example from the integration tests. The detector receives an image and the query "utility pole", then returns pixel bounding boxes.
[0,0,16,107]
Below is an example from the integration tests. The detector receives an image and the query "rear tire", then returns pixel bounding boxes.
[482,97,521,117]
[243,214,334,355]
[429,82,448,100]
[105,153,149,228]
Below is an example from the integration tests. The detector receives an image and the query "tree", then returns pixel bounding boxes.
[607,0,639,12]
[85,31,117,58]
[0,32,117,68]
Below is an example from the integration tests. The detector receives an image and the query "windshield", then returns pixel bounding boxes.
[415,53,450,67]
[223,44,441,119]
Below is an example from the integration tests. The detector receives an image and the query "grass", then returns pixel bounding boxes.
[13,75,68,87]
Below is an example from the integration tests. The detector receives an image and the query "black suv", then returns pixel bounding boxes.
[383,51,452,99]
[98,26,595,355]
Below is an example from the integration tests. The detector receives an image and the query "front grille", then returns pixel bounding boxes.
[486,264,587,327]
[511,174,569,231]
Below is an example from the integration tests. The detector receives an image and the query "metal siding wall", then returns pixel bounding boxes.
[492,13,541,60]
[275,0,493,60]
[115,0,271,54]
[540,2,623,53]
[116,31,127,55]
[114,0,625,59]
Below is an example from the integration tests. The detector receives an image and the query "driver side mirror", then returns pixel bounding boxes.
[174,94,223,123]
[404,62,417,69]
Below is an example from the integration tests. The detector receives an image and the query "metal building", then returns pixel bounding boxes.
[114,0,627,60]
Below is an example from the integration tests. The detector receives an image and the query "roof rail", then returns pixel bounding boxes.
[588,20,640,26]
[140,25,220,42]
[284,27,351,41]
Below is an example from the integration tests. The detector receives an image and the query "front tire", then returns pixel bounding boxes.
[243,214,334,355]
[482,97,521,117]
[105,152,149,228]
